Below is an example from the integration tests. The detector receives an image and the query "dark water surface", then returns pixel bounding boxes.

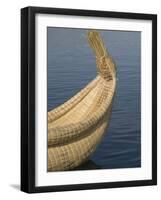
[47,28,141,169]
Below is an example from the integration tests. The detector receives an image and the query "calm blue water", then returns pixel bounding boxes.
[48,28,141,169]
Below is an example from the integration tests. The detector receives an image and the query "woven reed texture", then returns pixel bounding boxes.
[48,31,117,171]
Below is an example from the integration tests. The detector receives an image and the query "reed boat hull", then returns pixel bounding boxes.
[48,31,117,171]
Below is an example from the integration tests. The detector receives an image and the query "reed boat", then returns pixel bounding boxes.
[48,30,117,171]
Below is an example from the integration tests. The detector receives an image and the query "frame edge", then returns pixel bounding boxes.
[21,7,36,193]
[21,7,30,193]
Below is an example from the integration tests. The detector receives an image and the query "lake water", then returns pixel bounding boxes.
[47,28,141,170]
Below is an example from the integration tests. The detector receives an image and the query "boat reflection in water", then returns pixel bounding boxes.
[74,160,101,170]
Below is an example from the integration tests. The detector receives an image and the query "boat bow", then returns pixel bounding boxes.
[48,30,116,171]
